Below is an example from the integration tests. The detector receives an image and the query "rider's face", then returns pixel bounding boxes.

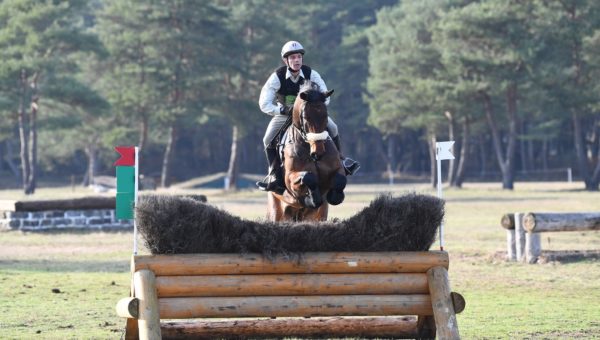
[285,53,303,72]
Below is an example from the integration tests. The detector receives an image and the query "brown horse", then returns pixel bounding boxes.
[267,81,347,221]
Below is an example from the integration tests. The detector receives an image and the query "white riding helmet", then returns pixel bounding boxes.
[281,41,305,58]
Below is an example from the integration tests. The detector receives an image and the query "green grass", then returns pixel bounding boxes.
[1,182,599,339]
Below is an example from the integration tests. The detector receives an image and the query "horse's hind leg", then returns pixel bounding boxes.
[326,173,347,205]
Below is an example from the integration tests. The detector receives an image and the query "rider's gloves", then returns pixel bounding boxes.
[280,105,293,116]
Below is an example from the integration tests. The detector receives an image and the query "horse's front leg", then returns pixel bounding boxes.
[289,171,323,209]
[326,171,347,205]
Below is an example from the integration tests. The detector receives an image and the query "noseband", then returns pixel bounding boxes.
[295,102,329,143]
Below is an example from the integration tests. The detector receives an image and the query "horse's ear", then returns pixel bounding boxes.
[300,92,308,101]
[324,89,334,98]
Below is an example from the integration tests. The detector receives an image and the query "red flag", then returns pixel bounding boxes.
[114,146,136,166]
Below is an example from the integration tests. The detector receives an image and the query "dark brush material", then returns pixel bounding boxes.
[136,194,444,256]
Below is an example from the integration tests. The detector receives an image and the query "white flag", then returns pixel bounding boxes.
[436,141,455,160]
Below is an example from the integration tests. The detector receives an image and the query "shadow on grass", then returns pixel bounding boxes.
[0,259,129,272]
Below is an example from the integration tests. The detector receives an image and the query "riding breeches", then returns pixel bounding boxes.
[263,115,339,148]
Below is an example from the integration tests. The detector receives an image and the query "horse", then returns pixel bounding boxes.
[267,81,347,221]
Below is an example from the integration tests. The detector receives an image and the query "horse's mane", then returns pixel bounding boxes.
[299,80,325,103]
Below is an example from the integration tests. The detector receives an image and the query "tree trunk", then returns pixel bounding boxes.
[427,132,437,188]
[541,138,548,171]
[478,134,486,178]
[17,69,30,194]
[225,125,240,191]
[138,115,149,160]
[444,111,456,185]
[519,120,528,173]
[386,134,396,184]
[161,124,177,188]
[590,118,600,188]
[481,86,516,190]
[452,116,470,188]
[503,83,517,189]
[84,143,97,187]
[25,94,39,195]
[571,111,594,190]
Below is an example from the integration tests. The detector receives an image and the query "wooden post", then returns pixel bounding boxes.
[427,266,460,339]
[525,232,541,264]
[514,213,526,262]
[501,213,516,261]
[506,229,516,261]
[134,270,161,340]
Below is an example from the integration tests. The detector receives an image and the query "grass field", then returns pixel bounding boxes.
[1,182,599,339]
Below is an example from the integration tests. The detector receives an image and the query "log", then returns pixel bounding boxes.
[11,197,116,212]
[450,292,466,314]
[161,316,420,340]
[134,270,161,340]
[116,297,139,318]
[134,251,449,276]
[156,273,428,297]
[500,213,515,230]
[523,212,600,233]
[427,266,460,340]
[158,295,433,319]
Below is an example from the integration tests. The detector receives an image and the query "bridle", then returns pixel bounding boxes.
[294,101,329,144]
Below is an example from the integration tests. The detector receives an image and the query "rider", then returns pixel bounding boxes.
[256,40,359,192]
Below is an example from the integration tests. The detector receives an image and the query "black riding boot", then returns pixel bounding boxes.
[256,147,284,193]
[332,135,360,176]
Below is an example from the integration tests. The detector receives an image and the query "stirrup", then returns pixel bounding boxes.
[342,158,360,176]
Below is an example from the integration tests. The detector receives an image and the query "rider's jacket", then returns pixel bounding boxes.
[258,65,329,116]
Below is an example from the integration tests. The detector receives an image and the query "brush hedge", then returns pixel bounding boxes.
[136,193,443,256]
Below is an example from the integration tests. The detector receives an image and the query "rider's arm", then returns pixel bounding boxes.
[259,73,283,116]
[310,70,330,106]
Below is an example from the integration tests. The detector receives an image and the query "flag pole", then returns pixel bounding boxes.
[437,150,444,251]
[435,141,454,252]
[133,146,139,255]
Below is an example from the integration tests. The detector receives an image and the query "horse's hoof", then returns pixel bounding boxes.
[303,194,322,208]
[303,188,322,208]
[326,190,345,205]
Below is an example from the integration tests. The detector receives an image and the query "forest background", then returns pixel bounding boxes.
[1,0,599,194]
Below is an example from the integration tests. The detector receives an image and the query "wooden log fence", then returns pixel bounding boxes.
[502,212,600,263]
[117,251,464,339]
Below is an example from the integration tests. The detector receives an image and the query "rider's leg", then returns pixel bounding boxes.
[327,118,360,176]
[256,147,284,191]
[256,116,287,192]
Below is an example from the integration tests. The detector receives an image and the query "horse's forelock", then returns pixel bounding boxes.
[299,80,326,103]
